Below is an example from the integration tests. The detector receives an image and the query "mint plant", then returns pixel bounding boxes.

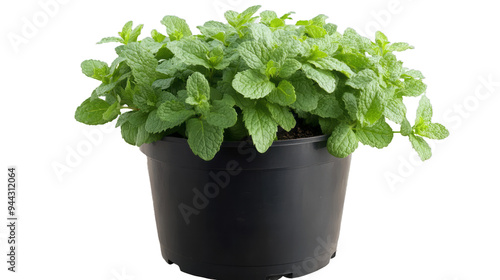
[75,5,449,161]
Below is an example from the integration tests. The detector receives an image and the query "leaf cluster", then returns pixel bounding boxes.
[75,6,449,160]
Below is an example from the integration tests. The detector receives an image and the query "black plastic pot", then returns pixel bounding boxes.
[140,135,351,280]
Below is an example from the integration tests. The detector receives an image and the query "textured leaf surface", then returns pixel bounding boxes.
[327,123,358,158]
[309,57,353,78]
[243,104,277,153]
[355,119,394,148]
[266,80,296,106]
[81,60,109,81]
[266,103,296,131]
[416,123,449,140]
[75,98,111,125]
[157,100,196,128]
[121,43,158,85]
[238,41,270,70]
[343,92,358,120]
[161,16,192,40]
[290,75,319,112]
[301,63,337,93]
[186,118,224,161]
[232,69,275,99]
[384,97,407,124]
[167,40,211,68]
[205,99,238,129]
[409,134,432,161]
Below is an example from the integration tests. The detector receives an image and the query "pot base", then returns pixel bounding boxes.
[162,245,336,280]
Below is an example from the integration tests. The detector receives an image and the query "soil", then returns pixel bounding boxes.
[277,122,323,140]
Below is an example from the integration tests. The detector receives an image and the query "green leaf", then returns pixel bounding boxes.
[313,94,343,118]
[260,10,278,25]
[398,78,427,97]
[401,118,412,136]
[75,98,111,125]
[197,21,234,43]
[375,31,389,50]
[121,122,139,145]
[279,59,302,78]
[238,5,262,22]
[97,37,124,44]
[387,42,414,52]
[128,24,144,43]
[403,69,425,79]
[145,109,177,134]
[323,23,337,35]
[384,97,407,124]
[306,45,328,61]
[186,72,210,106]
[135,124,150,146]
[156,57,186,77]
[167,39,211,68]
[125,110,148,126]
[102,101,121,121]
[119,21,133,42]
[119,120,157,146]
[152,78,175,90]
[335,53,372,72]
[409,134,432,161]
[186,118,224,161]
[266,80,296,106]
[343,92,358,121]
[225,5,261,28]
[133,86,157,112]
[115,111,135,127]
[319,118,336,134]
[305,25,327,38]
[381,53,403,82]
[327,123,358,158]
[311,14,328,26]
[416,95,432,122]
[205,99,238,129]
[289,75,319,112]
[157,100,196,128]
[280,11,295,21]
[357,86,385,125]
[355,119,394,148]
[301,63,337,93]
[341,28,370,52]
[91,73,130,99]
[266,103,296,131]
[243,104,278,153]
[247,23,275,46]
[238,41,270,70]
[265,60,278,77]
[306,36,339,56]
[121,43,158,86]
[81,60,109,81]
[309,57,354,78]
[232,69,275,99]
[224,10,239,27]
[415,123,449,140]
[346,69,378,90]
[151,29,167,42]
[161,16,192,40]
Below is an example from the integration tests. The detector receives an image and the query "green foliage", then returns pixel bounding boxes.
[76,6,449,161]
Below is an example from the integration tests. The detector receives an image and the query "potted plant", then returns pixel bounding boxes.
[75,5,449,280]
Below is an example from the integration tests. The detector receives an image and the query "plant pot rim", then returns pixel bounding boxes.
[158,134,329,148]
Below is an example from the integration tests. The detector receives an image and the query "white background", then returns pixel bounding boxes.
[1,0,499,279]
